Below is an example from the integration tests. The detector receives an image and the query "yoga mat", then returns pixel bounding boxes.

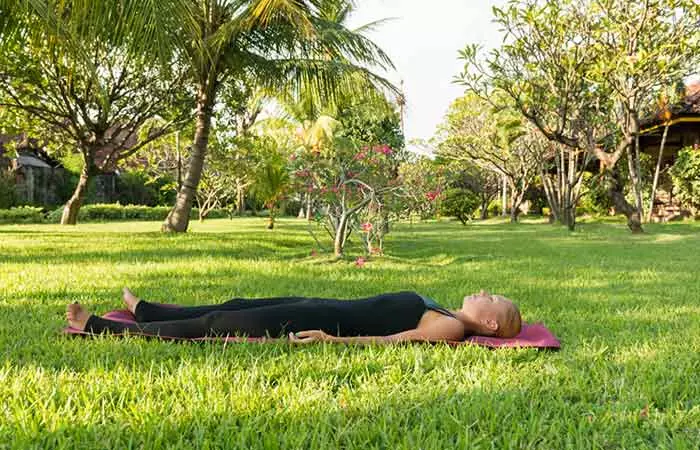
[64,308,561,349]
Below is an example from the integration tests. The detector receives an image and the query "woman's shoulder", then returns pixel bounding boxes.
[416,310,465,341]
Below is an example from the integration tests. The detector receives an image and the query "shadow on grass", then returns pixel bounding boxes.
[3,220,700,381]
[4,381,695,449]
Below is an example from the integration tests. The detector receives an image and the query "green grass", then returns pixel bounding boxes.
[1,217,699,449]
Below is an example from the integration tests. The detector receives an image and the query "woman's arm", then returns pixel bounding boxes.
[289,315,465,345]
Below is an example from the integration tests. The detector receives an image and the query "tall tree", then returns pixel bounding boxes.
[0,4,189,224]
[437,94,541,223]
[154,0,397,232]
[536,135,592,230]
[457,0,700,233]
[435,159,504,221]
[251,142,292,230]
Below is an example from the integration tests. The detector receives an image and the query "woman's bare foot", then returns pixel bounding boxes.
[122,287,141,314]
[66,303,90,330]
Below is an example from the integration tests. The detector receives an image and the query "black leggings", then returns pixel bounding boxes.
[85,297,351,339]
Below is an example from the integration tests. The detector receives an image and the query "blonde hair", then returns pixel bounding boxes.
[499,302,522,338]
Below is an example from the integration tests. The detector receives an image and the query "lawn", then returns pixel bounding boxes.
[1,218,699,449]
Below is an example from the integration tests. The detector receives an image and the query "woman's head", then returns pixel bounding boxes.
[460,290,521,338]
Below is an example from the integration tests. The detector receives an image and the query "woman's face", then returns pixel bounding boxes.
[462,290,512,313]
[461,290,519,336]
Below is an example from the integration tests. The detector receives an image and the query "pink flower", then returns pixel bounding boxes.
[310,249,318,257]
[373,145,392,155]
[426,190,442,202]
[360,222,373,233]
[331,186,339,193]
[354,152,366,161]
[355,256,366,267]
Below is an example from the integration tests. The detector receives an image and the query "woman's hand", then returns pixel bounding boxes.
[288,330,334,344]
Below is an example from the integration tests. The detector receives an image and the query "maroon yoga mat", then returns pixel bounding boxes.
[64,308,561,349]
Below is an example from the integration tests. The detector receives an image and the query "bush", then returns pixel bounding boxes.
[440,188,481,225]
[116,171,158,206]
[580,173,614,216]
[487,200,501,217]
[0,206,45,224]
[283,198,302,217]
[669,148,700,216]
[46,204,230,223]
[116,170,177,206]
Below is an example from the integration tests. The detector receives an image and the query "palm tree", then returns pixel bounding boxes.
[154,0,396,232]
[7,1,395,231]
[253,159,291,230]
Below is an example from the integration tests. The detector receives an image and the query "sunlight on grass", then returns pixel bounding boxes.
[1,218,699,448]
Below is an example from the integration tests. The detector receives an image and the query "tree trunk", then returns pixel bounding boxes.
[563,204,576,231]
[297,193,305,218]
[267,214,274,230]
[176,131,182,191]
[563,148,577,231]
[501,174,507,216]
[162,84,216,232]
[480,198,489,220]
[509,200,520,223]
[297,197,305,218]
[509,188,526,223]
[334,214,349,257]
[605,168,643,233]
[647,124,670,223]
[236,180,245,216]
[305,194,312,220]
[541,173,561,224]
[626,137,644,221]
[60,163,92,225]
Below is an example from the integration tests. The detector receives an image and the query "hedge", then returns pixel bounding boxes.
[0,206,46,224]
[0,204,231,224]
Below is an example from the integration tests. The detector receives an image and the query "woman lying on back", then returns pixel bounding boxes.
[66,288,522,343]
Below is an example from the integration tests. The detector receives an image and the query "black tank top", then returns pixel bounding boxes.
[311,291,425,336]
[302,291,452,336]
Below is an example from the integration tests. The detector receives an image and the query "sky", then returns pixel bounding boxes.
[348,0,507,148]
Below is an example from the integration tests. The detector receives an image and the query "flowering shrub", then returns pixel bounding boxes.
[396,158,446,220]
[291,139,404,257]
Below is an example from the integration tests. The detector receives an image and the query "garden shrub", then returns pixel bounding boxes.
[283,198,302,217]
[45,204,230,223]
[669,147,700,216]
[487,200,501,217]
[116,170,177,206]
[116,170,158,206]
[0,206,45,224]
[580,173,615,216]
[440,188,481,225]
